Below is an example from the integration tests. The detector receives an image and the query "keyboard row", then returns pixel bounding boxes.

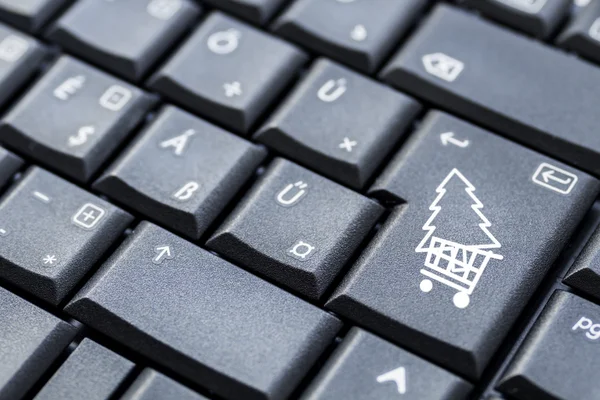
[1,104,600,399]
[4,210,600,400]
[3,2,600,188]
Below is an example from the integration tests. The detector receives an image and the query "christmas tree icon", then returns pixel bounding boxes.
[415,169,503,309]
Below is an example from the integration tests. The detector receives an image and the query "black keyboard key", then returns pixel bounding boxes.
[47,0,200,81]
[557,0,600,64]
[0,56,156,182]
[34,338,134,400]
[0,167,132,304]
[255,59,421,189]
[498,291,600,399]
[149,12,306,134]
[0,146,22,188]
[327,111,599,379]
[464,0,571,38]
[273,0,426,73]
[0,0,65,32]
[122,369,208,400]
[66,222,341,400]
[0,24,46,107]
[0,287,76,400]
[301,327,472,400]
[95,106,266,239]
[381,4,600,177]
[564,224,600,301]
[203,0,288,25]
[207,158,383,300]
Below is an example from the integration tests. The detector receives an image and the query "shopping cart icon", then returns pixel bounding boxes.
[416,169,503,309]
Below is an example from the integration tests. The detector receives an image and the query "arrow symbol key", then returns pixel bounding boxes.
[440,132,469,148]
[532,162,578,195]
[377,366,407,394]
[153,245,173,264]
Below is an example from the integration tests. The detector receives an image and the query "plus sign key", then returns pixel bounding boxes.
[256,59,421,189]
[327,111,599,379]
[0,167,132,304]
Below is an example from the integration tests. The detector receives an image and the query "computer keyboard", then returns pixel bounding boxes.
[2,0,600,399]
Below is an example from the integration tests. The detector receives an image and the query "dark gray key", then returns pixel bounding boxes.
[498,291,600,399]
[0,56,156,182]
[203,0,287,25]
[0,287,76,400]
[0,146,22,188]
[95,106,266,239]
[66,222,342,400]
[34,339,135,400]
[121,369,208,400]
[47,0,200,81]
[464,0,571,38]
[273,0,426,73]
[0,24,46,107]
[381,4,600,177]
[149,12,306,134]
[0,0,65,32]
[327,111,599,379]
[207,158,383,299]
[0,167,132,304]
[302,327,472,400]
[564,224,600,301]
[557,0,600,64]
[255,59,421,189]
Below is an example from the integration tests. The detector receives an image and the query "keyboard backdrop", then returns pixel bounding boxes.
[0,0,599,399]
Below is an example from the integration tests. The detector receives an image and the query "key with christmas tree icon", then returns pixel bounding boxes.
[416,168,504,309]
[327,111,600,380]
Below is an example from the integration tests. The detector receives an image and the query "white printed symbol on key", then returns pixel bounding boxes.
[317,78,347,103]
[350,24,367,42]
[207,29,241,55]
[42,255,58,266]
[422,53,464,83]
[376,367,407,395]
[99,85,132,111]
[68,125,96,148]
[339,137,357,152]
[223,81,243,97]
[147,0,181,20]
[0,35,29,63]
[415,169,503,309]
[532,163,578,195]
[173,181,200,201]
[589,18,600,42]
[153,245,173,264]
[572,316,600,340]
[160,129,196,156]
[440,132,469,148]
[72,203,106,230]
[276,181,308,207]
[54,75,86,101]
[288,241,316,261]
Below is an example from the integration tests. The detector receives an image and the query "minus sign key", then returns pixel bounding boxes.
[33,190,51,203]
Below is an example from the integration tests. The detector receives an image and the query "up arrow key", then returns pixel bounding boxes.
[377,366,407,394]
[440,132,469,148]
[153,245,173,264]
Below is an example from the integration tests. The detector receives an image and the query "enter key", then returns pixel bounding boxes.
[327,111,600,380]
